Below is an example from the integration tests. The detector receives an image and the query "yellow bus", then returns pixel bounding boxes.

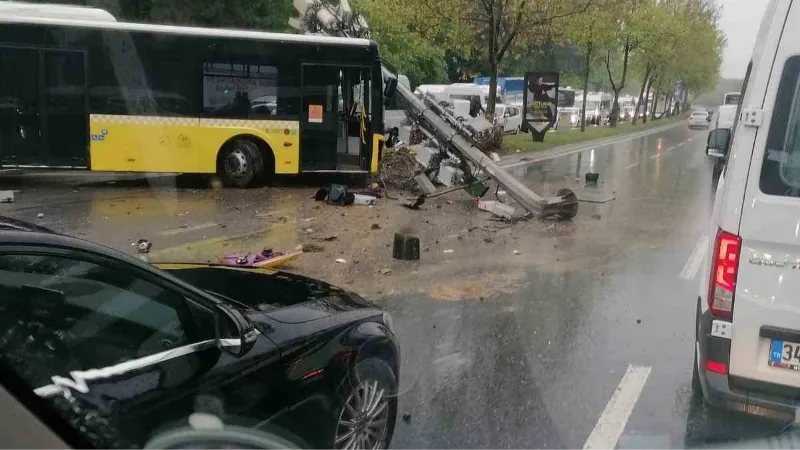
[0,9,392,187]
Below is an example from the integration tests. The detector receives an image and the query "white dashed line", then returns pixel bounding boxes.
[625,162,640,170]
[679,235,708,280]
[583,365,652,450]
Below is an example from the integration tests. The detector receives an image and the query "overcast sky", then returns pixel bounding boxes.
[718,0,768,79]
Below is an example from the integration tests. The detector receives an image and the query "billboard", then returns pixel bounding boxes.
[523,72,559,142]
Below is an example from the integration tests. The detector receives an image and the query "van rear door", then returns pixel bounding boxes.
[730,1,800,388]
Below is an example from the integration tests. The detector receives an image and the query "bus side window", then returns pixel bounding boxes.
[202,62,278,119]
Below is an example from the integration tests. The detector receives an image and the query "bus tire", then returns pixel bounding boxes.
[218,139,263,188]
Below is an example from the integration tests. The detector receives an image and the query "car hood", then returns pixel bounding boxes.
[155,263,375,324]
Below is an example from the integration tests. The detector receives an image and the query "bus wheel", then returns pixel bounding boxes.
[218,139,263,188]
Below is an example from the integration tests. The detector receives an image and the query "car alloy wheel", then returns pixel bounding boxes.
[334,379,390,450]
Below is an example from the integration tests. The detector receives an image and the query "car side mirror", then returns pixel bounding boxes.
[706,128,731,158]
[215,304,258,357]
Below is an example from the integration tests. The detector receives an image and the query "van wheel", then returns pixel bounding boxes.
[218,139,263,188]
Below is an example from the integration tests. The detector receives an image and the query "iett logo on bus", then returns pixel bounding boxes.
[91,128,109,142]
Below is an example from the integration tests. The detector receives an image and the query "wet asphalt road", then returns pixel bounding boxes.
[387,125,790,449]
[0,124,794,448]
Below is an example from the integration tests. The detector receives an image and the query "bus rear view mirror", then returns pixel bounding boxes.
[383,77,398,106]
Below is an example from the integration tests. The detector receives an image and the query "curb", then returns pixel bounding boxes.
[499,121,685,168]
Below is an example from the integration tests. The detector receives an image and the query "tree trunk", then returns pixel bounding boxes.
[487,60,498,120]
[581,42,593,132]
[643,79,653,124]
[632,66,651,126]
[651,89,660,120]
[486,12,497,119]
[664,93,673,117]
[606,41,631,128]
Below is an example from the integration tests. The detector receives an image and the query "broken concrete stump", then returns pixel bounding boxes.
[435,165,464,188]
[477,200,526,220]
[393,233,420,261]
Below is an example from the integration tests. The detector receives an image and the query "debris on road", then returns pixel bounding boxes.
[37,212,44,218]
[398,193,425,209]
[335,258,347,264]
[443,249,454,254]
[352,193,378,206]
[0,191,13,203]
[512,250,521,255]
[371,223,381,230]
[222,248,302,268]
[135,239,152,254]
[476,200,528,221]
[393,233,420,261]
[380,268,392,275]
[313,235,338,242]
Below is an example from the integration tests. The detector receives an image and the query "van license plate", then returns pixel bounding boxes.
[769,340,800,371]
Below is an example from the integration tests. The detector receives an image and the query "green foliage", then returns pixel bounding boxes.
[25,0,725,109]
[353,0,448,86]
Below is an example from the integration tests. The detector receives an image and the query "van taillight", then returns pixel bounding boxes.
[708,229,741,319]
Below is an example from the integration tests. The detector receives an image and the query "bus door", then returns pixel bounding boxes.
[301,64,340,171]
[300,64,371,172]
[0,47,87,167]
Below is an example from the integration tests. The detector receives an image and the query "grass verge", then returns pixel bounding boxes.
[502,113,690,154]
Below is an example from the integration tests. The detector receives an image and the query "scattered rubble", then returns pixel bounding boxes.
[135,239,152,254]
[36,212,44,218]
[335,258,347,264]
[0,191,13,203]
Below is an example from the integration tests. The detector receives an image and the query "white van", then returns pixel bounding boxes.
[695,0,800,420]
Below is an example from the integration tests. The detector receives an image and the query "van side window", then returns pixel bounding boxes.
[762,56,800,196]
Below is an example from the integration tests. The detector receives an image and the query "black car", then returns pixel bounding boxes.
[0,217,399,449]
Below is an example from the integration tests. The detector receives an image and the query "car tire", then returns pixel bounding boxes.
[218,139,263,188]
[332,358,398,450]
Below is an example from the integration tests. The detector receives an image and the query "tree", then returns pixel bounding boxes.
[404,0,593,118]
[354,0,449,86]
[564,0,612,131]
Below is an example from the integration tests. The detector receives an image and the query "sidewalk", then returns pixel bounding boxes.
[499,121,684,168]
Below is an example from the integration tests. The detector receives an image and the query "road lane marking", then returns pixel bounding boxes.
[159,222,219,236]
[680,235,708,280]
[625,162,640,170]
[583,364,651,450]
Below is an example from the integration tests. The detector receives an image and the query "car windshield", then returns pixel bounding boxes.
[0,0,791,449]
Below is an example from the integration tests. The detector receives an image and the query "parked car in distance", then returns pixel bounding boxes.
[695,0,800,422]
[688,110,710,129]
[0,217,399,449]
[502,105,523,134]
